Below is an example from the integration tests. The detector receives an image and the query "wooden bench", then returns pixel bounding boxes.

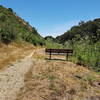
[45,49,73,60]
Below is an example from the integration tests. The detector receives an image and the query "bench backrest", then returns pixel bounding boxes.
[45,49,73,53]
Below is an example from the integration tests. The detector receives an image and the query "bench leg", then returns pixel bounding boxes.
[50,52,51,59]
[66,53,69,61]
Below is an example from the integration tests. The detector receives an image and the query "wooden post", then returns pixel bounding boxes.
[66,53,69,61]
[50,51,51,59]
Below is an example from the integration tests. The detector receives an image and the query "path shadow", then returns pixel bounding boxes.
[45,58,67,61]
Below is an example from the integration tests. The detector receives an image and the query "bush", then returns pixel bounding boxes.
[64,40,100,71]
[0,15,6,22]
[8,8,13,12]
[0,30,15,44]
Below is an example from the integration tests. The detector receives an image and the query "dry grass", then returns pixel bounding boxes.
[16,49,100,100]
[0,42,35,69]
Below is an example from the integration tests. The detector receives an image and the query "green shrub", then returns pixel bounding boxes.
[0,29,16,44]
[0,6,44,45]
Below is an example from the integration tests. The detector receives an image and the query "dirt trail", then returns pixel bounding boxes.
[0,51,34,100]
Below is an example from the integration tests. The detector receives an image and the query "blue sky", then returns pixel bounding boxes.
[0,0,100,37]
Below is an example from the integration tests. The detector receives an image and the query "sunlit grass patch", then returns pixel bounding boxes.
[0,42,35,69]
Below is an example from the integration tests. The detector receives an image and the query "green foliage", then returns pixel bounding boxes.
[56,19,100,44]
[55,19,100,72]
[45,39,63,49]
[8,8,13,12]
[0,5,44,45]
[65,40,100,71]
[0,28,15,44]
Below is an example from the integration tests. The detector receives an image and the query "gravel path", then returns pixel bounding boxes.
[0,51,34,100]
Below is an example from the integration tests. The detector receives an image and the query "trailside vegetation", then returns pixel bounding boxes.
[0,5,44,45]
[55,19,100,72]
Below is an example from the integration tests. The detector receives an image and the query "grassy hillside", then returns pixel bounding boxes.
[56,19,100,44]
[55,19,100,72]
[0,5,44,45]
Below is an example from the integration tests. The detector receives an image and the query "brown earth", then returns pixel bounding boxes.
[16,49,100,100]
[0,44,100,100]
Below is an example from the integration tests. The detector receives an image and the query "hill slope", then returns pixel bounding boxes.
[56,19,100,44]
[55,19,100,71]
[0,5,44,45]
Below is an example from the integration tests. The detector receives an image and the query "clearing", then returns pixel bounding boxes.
[0,45,100,100]
[16,49,100,100]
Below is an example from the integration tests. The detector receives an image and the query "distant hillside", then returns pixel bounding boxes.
[56,19,100,44]
[0,5,44,45]
[54,19,100,71]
